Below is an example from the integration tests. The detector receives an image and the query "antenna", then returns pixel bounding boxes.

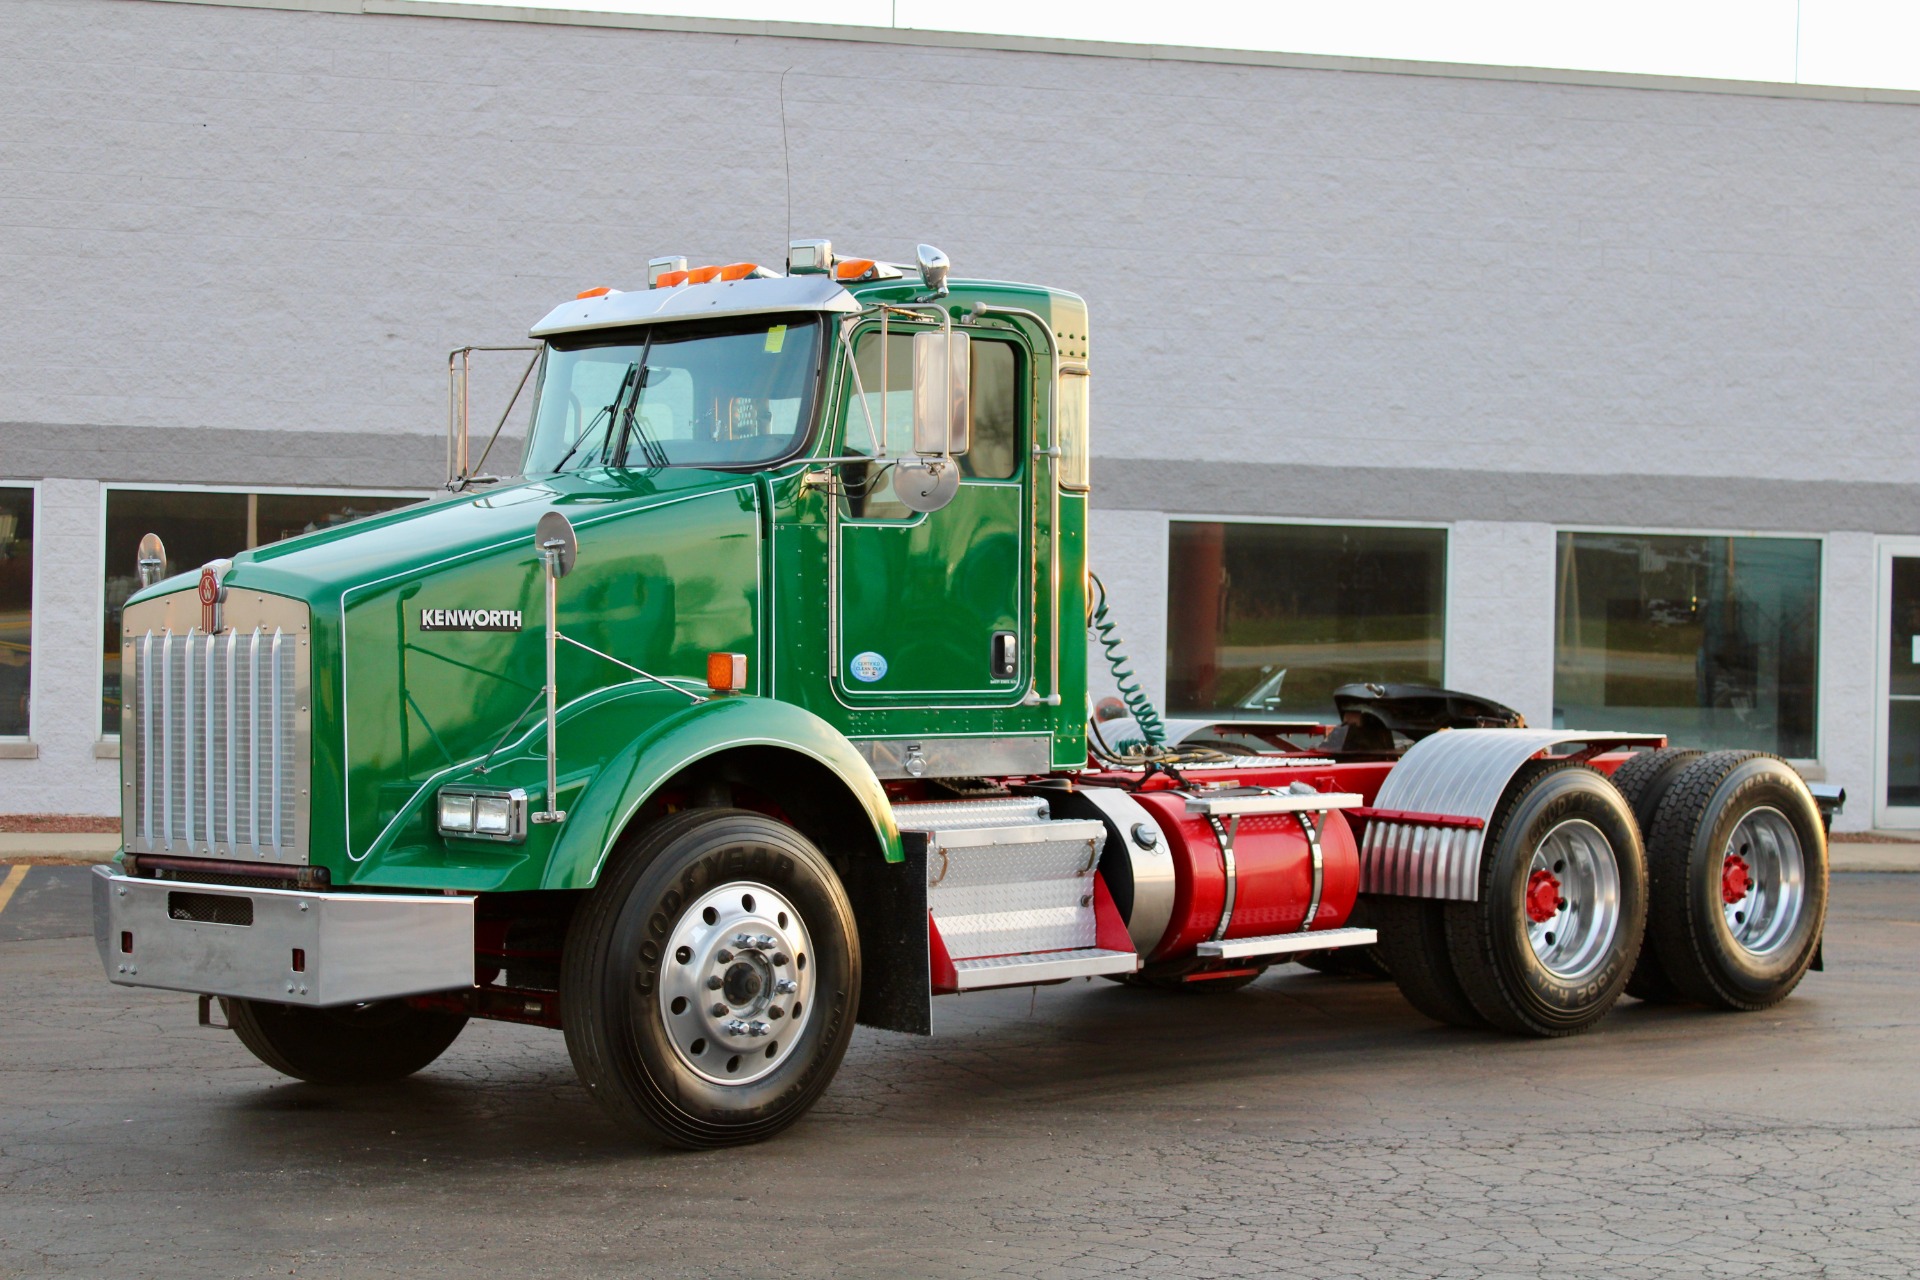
[779,65,796,249]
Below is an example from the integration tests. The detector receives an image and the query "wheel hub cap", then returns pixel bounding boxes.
[1721,852,1752,905]
[1523,818,1621,982]
[1721,807,1806,958]
[1526,869,1563,923]
[657,880,814,1085]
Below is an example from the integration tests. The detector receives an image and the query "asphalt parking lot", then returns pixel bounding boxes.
[1,866,1915,1280]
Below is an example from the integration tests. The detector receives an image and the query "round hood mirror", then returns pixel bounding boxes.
[536,510,578,577]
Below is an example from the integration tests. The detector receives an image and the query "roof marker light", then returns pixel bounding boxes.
[648,255,689,288]
[575,286,612,299]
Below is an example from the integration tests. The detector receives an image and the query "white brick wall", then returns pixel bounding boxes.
[1444,521,1558,729]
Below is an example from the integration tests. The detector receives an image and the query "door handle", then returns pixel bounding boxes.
[991,631,1018,679]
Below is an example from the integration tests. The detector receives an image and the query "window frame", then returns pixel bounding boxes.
[1164,513,1453,721]
[0,481,40,747]
[1550,522,1826,765]
[96,481,433,743]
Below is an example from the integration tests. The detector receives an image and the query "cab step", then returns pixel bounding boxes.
[1194,926,1379,961]
[892,797,1140,992]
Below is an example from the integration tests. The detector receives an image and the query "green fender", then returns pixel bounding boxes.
[538,692,903,890]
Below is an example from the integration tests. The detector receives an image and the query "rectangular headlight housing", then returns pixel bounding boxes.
[436,788,526,843]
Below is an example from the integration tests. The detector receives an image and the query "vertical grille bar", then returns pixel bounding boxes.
[248,627,262,856]
[161,631,175,851]
[270,628,283,850]
[140,631,154,842]
[182,630,195,847]
[225,629,238,852]
[203,631,216,847]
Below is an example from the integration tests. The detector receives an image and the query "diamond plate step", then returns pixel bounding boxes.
[1194,926,1379,961]
[951,947,1139,990]
[908,819,1109,961]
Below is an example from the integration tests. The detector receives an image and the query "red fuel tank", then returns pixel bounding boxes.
[1129,791,1361,962]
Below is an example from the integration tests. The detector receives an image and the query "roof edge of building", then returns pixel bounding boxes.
[129,0,1920,106]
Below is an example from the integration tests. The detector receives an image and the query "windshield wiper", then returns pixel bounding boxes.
[549,364,637,473]
[611,331,669,471]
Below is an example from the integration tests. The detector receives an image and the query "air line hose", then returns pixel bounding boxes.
[1087,572,1167,748]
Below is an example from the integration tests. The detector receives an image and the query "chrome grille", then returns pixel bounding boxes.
[122,591,311,865]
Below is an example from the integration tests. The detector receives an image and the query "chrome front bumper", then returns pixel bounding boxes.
[92,866,474,1007]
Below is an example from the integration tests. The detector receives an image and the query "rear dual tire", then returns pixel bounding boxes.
[1381,763,1647,1037]
[1640,752,1827,1011]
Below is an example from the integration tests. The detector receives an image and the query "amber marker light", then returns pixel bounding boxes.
[707,652,748,694]
[834,258,877,280]
[575,286,612,298]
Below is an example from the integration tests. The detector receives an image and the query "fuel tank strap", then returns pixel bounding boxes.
[1202,812,1240,943]
[1296,812,1325,930]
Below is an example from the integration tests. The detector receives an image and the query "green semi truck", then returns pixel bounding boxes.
[95,242,1837,1147]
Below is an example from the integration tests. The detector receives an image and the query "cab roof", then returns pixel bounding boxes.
[529,275,861,339]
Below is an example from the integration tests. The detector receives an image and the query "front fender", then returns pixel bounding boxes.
[539,693,902,890]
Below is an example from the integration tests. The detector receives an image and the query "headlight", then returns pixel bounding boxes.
[436,788,526,843]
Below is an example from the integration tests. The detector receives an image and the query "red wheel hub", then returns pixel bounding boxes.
[1721,853,1752,905]
[1526,869,1562,924]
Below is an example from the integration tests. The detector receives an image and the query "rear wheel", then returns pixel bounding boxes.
[1444,764,1647,1037]
[1371,895,1489,1029]
[1642,752,1827,1010]
[561,808,860,1148]
[1607,747,1702,1003]
[227,997,467,1085]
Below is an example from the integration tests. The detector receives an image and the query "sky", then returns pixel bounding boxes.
[460,0,1920,90]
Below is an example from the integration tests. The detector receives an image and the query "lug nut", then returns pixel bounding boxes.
[748,1021,770,1037]
[774,978,797,994]
[756,934,775,950]
[772,953,789,967]
[706,975,723,990]
[723,1019,750,1036]
[733,933,752,946]
[711,1003,729,1018]
[768,1007,784,1020]
[716,948,733,964]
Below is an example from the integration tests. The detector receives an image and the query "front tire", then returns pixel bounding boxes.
[561,808,861,1149]
[227,998,467,1085]
[1445,763,1648,1037]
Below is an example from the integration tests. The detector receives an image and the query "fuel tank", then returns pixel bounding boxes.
[1047,784,1361,963]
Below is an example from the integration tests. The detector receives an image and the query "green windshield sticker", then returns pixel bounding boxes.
[764,325,787,354]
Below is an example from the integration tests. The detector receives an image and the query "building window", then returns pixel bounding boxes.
[1166,521,1447,719]
[1553,533,1820,758]
[0,487,33,738]
[102,488,422,733]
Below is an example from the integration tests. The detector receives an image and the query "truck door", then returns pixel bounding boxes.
[832,326,1030,707]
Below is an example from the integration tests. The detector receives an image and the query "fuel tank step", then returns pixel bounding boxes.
[892,797,1140,989]
[1194,925,1379,961]
[951,947,1140,990]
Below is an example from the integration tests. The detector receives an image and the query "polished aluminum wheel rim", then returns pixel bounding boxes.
[1721,806,1805,959]
[658,880,813,1085]
[1523,819,1622,981]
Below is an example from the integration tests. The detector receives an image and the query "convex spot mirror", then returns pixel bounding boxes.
[911,329,970,458]
[536,510,578,578]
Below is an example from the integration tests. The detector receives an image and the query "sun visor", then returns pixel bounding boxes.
[530,275,862,339]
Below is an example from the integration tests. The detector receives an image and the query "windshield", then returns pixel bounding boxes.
[522,315,823,474]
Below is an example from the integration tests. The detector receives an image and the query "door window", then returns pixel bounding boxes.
[840,331,1021,518]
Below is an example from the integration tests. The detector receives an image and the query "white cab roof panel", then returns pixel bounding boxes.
[529,275,862,339]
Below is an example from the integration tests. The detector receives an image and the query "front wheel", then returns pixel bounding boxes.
[1444,763,1648,1037]
[561,808,861,1149]
[227,997,467,1085]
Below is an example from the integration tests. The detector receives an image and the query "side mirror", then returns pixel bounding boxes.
[136,532,168,588]
[911,329,969,458]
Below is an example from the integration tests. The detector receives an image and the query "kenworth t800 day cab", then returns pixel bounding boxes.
[95,241,1838,1148]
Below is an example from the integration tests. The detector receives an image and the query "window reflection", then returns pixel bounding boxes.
[101,489,420,732]
[0,488,33,737]
[1166,522,1447,718]
[1553,533,1820,757]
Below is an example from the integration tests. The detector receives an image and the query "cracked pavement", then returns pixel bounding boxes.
[1,870,1915,1278]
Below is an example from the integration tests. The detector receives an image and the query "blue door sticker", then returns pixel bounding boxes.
[849,651,888,683]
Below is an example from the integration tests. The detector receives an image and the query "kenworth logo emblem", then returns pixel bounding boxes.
[196,559,233,633]
[420,609,523,632]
